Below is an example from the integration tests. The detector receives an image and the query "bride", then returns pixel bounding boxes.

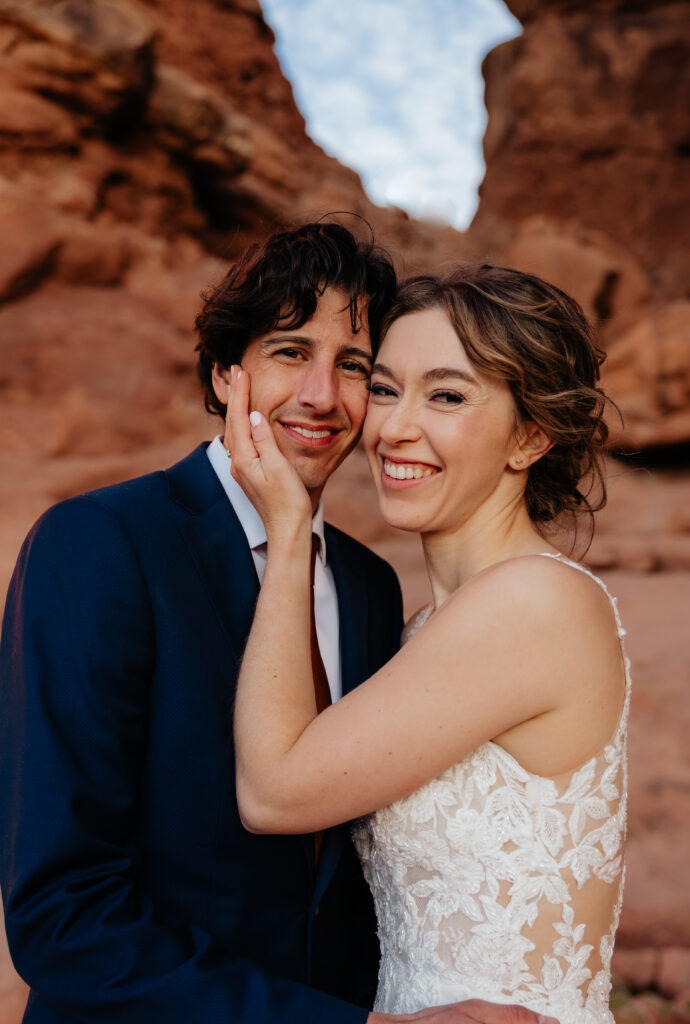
[226,265,628,1024]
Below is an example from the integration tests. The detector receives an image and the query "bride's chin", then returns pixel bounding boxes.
[376,500,427,534]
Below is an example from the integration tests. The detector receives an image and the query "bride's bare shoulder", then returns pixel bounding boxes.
[452,552,617,637]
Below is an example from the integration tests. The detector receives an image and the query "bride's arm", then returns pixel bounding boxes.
[228,368,566,834]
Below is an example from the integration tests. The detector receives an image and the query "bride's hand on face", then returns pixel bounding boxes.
[225,365,313,545]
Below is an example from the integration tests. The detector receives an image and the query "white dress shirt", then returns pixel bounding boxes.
[207,436,342,702]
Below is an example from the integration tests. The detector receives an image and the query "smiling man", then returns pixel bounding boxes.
[1,222,553,1024]
[208,284,374,512]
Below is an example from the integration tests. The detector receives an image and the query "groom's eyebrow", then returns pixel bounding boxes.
[261,337,372,363]
[340,344,373,364]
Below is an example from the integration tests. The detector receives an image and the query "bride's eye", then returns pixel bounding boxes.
[367,381,397,398]
[431,390,465,405]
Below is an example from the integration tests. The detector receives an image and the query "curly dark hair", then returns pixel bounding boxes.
[195,221,397,419]
[380,264,618,528]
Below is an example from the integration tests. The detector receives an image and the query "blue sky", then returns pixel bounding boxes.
[261,0,519,228]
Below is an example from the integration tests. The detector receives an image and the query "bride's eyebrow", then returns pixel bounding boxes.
[370,362,394,377]
[370,363,479,387]
[423,367,479,386]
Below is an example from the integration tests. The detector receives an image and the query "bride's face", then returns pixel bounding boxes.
[363,307,523,536]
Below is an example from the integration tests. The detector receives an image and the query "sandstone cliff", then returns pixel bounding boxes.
[476,0,690,454]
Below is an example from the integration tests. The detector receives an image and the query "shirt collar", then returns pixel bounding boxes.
[207,436,327,564]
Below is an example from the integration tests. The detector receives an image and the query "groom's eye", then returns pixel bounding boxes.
[340,359,369,375]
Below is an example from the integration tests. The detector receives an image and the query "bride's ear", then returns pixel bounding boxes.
[509,421,554,471]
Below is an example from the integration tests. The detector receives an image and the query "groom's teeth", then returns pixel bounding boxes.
[383,459,435,480]
[291,426,333,439]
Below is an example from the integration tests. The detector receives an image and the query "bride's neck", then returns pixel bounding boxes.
[422,505,551,609]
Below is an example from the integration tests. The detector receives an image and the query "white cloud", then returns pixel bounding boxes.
[261,0,519,227]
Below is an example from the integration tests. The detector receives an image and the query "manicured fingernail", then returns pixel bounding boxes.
[249,411,262,427]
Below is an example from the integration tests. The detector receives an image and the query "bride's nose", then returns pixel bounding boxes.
[377,397,422,446]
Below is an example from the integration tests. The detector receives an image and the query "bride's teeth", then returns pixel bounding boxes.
[383,459,435,481]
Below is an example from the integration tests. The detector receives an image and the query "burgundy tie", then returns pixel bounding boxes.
[310,535,331,861]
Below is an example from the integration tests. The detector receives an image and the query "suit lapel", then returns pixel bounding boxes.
[327,526,370,697]
[166,457,368,893]
[311,527,371,901]
[166,445,259,667]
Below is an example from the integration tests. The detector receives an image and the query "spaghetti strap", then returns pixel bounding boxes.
[538,552,632,745]
[537,551,627,640]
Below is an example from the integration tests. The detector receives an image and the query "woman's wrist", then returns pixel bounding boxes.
[264,520,313,562]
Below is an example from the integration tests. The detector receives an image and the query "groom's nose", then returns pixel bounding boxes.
[297,361,339,413]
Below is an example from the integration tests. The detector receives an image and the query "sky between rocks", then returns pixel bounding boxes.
[261,0,519,229]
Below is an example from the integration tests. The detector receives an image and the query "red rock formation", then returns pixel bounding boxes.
[604,302,690,450]
[473,0,690,454]
[476,0,690,304]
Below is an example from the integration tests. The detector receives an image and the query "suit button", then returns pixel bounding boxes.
[314,905,320,918]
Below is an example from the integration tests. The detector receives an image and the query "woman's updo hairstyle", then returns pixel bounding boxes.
[380,264,616,529]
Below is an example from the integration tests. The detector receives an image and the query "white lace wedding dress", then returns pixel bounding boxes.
[353,555,629,1024]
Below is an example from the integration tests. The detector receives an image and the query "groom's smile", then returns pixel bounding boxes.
[279,420,344,448]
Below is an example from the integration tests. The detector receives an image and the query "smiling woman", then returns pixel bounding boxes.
[377,266,612,529]
[364,308,521,530]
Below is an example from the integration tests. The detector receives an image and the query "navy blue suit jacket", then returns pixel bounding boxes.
[0,444,403,1023]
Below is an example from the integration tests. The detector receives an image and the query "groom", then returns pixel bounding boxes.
[0,222,551,1024]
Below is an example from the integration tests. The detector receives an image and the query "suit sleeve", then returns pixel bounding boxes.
[0,497,368,1024]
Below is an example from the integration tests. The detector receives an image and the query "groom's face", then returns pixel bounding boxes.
[217,287,373,508]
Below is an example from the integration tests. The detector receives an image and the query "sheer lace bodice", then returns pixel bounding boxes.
[353,555,629,1023]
